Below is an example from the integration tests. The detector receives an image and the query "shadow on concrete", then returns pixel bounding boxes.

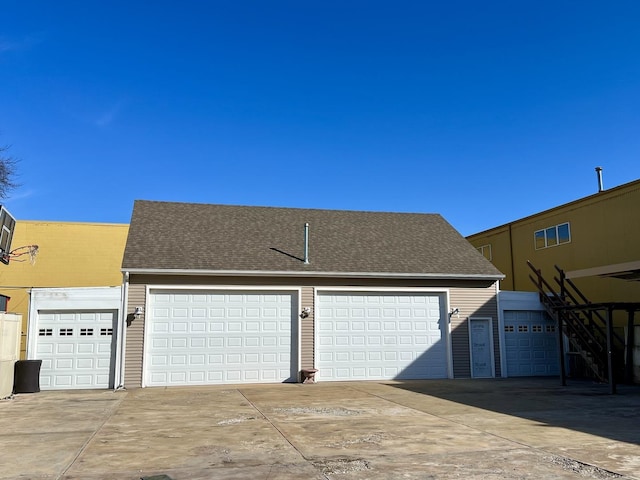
[388,377,640,446]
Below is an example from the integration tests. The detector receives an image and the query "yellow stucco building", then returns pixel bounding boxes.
[0,221,129,357]
[466,178,640,307]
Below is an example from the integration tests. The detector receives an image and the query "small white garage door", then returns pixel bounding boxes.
[316,292,448,381]
[504,310,559,376]
[36,311,117,390]
[145,290,298,386]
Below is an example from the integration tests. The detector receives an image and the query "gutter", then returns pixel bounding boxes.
[122,268,504,282]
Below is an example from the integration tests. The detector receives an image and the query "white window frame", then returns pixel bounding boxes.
[477,244,492,261]
[534,222,571,250]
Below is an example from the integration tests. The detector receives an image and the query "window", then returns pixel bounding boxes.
[534,222,571,249]
[477,244,492,261]
[60,328,73,336]
[80,328,94,336]
[504,325,515,332]
[39,328,53,336]
[557,223,570,243]
[518,325,528,333]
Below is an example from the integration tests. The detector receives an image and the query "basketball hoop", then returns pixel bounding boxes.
[7,245,39,265]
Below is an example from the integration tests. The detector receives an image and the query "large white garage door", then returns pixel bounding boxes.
[145,290,297,386]
[36,311,116,390]
[504,310,559,376]
[316,292,448,381]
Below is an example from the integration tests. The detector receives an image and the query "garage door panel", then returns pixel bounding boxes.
[146,290,297,386]
[56,358,73,368]
[35,311,116,390]
[317,292,448,381]
[78,344,97,354]
[56,344,74,354]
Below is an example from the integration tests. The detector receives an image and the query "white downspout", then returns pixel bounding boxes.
[496,281,507,378]
[115,271,129,390]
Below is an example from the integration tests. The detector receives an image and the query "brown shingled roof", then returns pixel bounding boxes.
[122,200,503,279]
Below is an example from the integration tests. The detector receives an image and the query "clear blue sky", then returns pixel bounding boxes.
[1,1,639,236]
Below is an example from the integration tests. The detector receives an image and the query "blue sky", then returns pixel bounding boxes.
[1,1,639,236]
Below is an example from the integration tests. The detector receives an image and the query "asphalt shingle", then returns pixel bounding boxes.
[122,200,503,279]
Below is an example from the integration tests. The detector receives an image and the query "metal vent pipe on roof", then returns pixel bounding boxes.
[304,223,310,264]
[595,166,604,192]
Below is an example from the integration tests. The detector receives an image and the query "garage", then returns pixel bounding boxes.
[144,289,299,386]
[503,310,559,376]
[28,287,121,390]
[315,291,449,381]
[122,201,505,388]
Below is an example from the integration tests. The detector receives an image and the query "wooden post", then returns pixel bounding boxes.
[626,310,635,384]
[537,268,543,303]
[606,307,616,394]
[558,311,566,386]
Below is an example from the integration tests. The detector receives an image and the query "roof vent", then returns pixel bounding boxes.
[595,166,604,192]
[304,223,310,264]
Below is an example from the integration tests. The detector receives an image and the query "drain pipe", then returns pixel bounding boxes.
[115,271,129,390]
[304,223,310,264]
[595,166,604,192]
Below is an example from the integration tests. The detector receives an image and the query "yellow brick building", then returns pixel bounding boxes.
[0,221,129,357]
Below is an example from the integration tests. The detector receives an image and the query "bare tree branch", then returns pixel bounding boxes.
[0,145,20,199]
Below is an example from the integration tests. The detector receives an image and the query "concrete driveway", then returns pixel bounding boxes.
[1,378,639,480]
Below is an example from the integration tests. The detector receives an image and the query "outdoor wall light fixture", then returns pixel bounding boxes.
[300,307,311,319]
[134,306,144,318]
[449,307,460,317]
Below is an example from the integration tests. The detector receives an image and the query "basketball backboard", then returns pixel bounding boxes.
[0,206,16,265]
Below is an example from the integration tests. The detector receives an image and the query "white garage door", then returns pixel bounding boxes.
[316,292,448,381]
[145,290,298,386]
[504,310,559,376]
[36,311,116,390]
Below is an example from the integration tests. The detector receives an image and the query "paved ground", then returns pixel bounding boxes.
[1,378,639,480]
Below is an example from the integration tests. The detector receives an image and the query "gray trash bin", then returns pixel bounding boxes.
[13,360,42,393]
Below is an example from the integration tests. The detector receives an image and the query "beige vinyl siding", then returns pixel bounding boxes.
[124,275,500,386]
[300,286,314,369]
[450,282,500,378]
[124,284,146,388]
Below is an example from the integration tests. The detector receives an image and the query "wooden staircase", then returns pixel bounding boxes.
[527,261,627,388]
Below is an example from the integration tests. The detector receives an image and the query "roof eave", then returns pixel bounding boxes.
[121,267,504,281]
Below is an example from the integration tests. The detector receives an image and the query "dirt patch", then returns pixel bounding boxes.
[545,455,623,478]
[216,416,257,425]
[273,406,362,416]
[325,433,387,448]
[312,458,371,476]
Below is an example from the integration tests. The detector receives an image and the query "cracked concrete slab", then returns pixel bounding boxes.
[0,378,638,480]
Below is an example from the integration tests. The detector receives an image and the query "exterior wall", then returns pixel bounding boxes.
[450,282,501,378]
[472,226,514,290]
[124,283,146,389]
[467,180,640,309]
[123,274,500,387]
[0,221,129,357]
[300,286,314,369]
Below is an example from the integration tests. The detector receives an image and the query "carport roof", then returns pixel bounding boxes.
[122,200,504,280]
